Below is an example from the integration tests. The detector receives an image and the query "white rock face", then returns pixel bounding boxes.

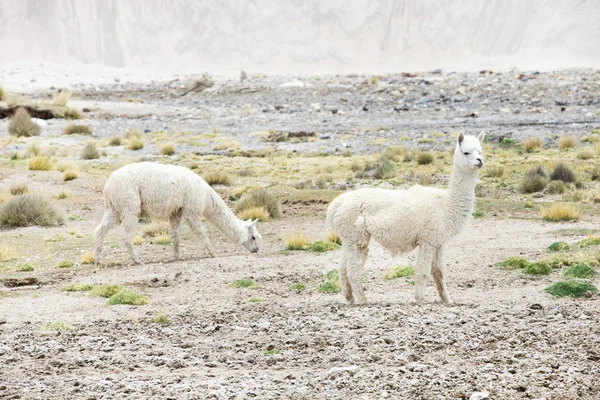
[0,0,599,74]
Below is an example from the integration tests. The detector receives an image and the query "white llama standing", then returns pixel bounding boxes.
[326,132,484,305]
[94,162,261,264]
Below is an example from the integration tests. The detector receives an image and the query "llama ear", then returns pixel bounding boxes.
[250,219,259,226]
[477,131,485,143]
[457,131,465,145]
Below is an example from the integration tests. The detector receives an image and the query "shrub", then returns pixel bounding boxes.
[547,241,569,252]
[327,231,341,245]
[62,283,93,292]
[63,170,78,181]
[80,251,95,264]
[319,270,340,293]
[61,108,81,120]
[541,204,580,222]
[229,279,256,288]
[10,183,28,195]
[127,138,144,150]
[485,164,504,178]
[289,283,306,292]
[558,136,577,150]
[472,208,485,218]
[80,142,100,160]
[373,157,395,179]
[520,166,547,193]
[160,144,176,156]
[52,90,71,106]
[63,124,91,135]
[550,162,576,183]
[108,136,122,146]
[90,284,123,298]
[564,264,597,279]
[16,262,34,272]
[55,260,74,268]
[0,193,63,227]
[522,261,552,275]
[28,156,52,171]
[546,181,565,194]
[107,289,150,305]
[523,137,543,152]
[0,244,18,261]
[283,232,310,250]
[203,171,233,186]
[307,240,340,252]
[416,151,434,165]
[384,265,415,280]
[497,257,530,269]
[545,280,598,297]
[8,107,41,137]
[577,150,594,160]
[237,206,269,222]
[235,189,280,218]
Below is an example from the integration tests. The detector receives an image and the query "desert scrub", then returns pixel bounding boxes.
[80,251,95,264]
[90,284,123,298]
[558,135,577,150]
[546,181,566,195]
[416,151,434,165]
[126,138,144,150]
[319,270,340,293]
[384,265,415,280]
[10,183,28,195]
[202,171,233,186]
[283,232,310,250]
[289,283,306,292]
[519,166,547,193]
[547,241,570,252]
[0,244,18,261]
[229,279,256,288]
[55,260,74,269]
[327,230,341,245]
[497,256,531,270]
[564,264,596,279]
[550,162,576,183]
[237,206,269,222]
[541,204,580,222]
[307,240,340,252]
[0,193,63,227]
[63,170,78,181]
[545,280,598,297]
[107,289,149,305]
[235,189,280,218]
[523,137,543,152]
[44,322,73,331]
[108,136,122,146]
[80,142,100,160]
[28,156,52,171]
[63,124,91,135]
[160,143,176,156]
[372,156,395,179]
[484,164,504,178]
[62,283,93,292]
[16,262,35,272]
[522,261,552,275]
[8,107,41,137]
[61,108,81,120]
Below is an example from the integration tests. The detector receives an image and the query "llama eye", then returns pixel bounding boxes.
[252,236,256,240]
[463,152,470,155]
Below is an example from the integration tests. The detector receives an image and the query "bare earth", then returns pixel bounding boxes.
[0,68,599,399]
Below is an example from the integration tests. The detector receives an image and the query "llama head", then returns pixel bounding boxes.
[241,219,262,253]
[454,131,485,171]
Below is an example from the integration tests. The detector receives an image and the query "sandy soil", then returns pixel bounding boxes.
[0,69,599,399]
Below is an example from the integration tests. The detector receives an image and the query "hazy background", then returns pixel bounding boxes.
[1,0,599,75]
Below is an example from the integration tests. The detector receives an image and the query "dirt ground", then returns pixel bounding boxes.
[0,69,599,399]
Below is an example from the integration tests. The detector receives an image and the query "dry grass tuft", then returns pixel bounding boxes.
[283,232,310,250]
[0,243,18,261]
[63,170,78,181]
[541,204,580,222]
[237,206,269,222]
[80,142,100,160]
[213,138,242,151]
[327,231,342,245]
[25,143,41,157]
[63,124,91,135]
[520,165,547,193]
[550,162,576,183]
[10,183,28,195]
[160,143,176,156]
[80,251,95,264]
[142,221,170,238]
[0,193,63,227]
[52,90,71,106]
[558,135,577,150]
[523,137,543,152]
[28,156,52,171]
[55,161,78,172]
[485,164,504,178]
[577,150,594,160]
[202,171,233,186]
[108,136,122,146]
[126,138,144,150]
[151,234,172,245]
[8,107,41,137]
[235,189,280,218]
[416,151,435,165]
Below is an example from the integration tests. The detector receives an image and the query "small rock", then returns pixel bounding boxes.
[529,303,543,310]
[328,365,360,375]
[469,391,489,400]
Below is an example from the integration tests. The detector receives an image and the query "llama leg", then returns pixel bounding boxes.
[93,208,118,263]
[170,210,183,260]
[338,246,354,304]
[415,245,435,304]
[186,215,215,257]
[431,246,453,304]
[346,242,369,305]
[121,211,142,264]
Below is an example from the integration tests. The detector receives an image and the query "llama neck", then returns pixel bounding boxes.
[442,164,479,232]
[205,189,247,243]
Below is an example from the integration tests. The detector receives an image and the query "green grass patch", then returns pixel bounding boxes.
[577,236,600,248]
[547,241,570,252]
[522,261,552,275]
[44,321,73,331]
[545,280,598,298]
[472,208,485,218]
[289,283,306,292]
[16,262,34,272]
[564,264,597,279]
[55,260,74,268]
[90,284,124,298]
[383,265,415,280]
[319,269,340,293]
[107,289,149,305]
[229,279,256,288]
[62,283,94,292]
[264,349,281,355]
[249,297,262,303]
[307,240,340,252]
[497,256,531,269]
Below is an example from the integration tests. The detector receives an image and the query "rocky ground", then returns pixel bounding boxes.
[0,68,599,399]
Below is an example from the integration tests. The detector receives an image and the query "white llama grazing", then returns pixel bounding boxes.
[94,162,261,264]
[327,132,484,305]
